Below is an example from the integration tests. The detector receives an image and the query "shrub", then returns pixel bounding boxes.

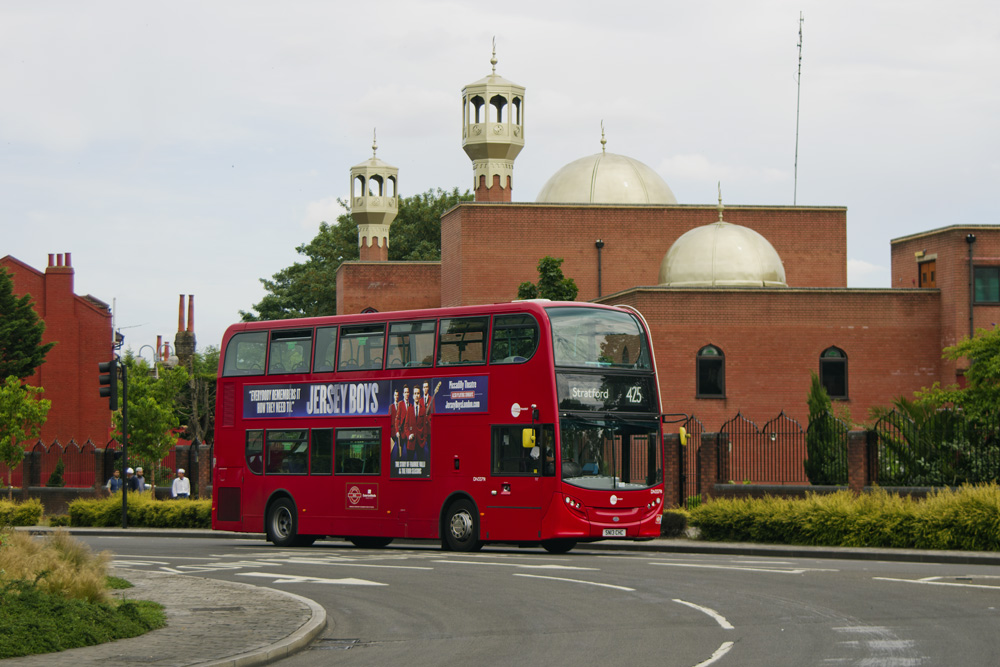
[67,494,211,528]
[0,498,43,526]
[0,529,110,603]
[661,509,689,537]
[689,484,1000,551]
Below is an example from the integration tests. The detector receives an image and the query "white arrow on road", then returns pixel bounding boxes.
[237,572,386,585]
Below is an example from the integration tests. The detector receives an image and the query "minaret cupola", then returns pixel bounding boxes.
[461,41,524,202]
[350,131,399,261]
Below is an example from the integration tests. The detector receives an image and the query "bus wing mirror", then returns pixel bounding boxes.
[679,426,688,447]
[522,428,536,448]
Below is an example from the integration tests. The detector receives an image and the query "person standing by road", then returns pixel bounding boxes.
[106,469,122,494]
[131,466,146,492]
[171,468,191,499]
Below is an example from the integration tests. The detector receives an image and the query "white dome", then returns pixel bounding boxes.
[659,221,787,287]
[536,152,677,204]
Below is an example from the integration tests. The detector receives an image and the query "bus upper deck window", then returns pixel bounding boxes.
[387,320,436,368]
[268,329,313,375]
[222,331,268,377]
[437,317,489,366]
[313,327,338,373]
[490,314,539,364]
[338,324,386,371]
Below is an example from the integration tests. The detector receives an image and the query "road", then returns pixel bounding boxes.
[78,535,1000,666]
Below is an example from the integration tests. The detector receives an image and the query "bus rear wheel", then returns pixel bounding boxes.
[348,536,394,549]
[444,499,482,552]
[266,497,309,547]
[542,539,577,554]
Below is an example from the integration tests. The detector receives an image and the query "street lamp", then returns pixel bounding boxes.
[137,342,180,379]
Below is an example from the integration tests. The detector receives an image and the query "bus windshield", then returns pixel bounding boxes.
[547,307,651,369]
[559,416,660,490]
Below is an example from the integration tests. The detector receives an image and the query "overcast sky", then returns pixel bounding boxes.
[3,1,998,354]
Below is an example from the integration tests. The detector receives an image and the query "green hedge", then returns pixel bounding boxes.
[0,498,44,526]
[68,494,211,529]
[689,484,1000,551]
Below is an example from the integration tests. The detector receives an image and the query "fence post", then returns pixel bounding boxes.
[662,433,682,508]
[197,442,212,500]
[699,433,719,501]
[847,430,868,494]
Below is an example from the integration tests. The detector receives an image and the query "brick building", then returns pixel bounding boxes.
[335,54,999,429]
[0,253,114,445]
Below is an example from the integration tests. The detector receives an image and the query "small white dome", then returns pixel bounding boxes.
[659,221,787,287]
[536,152,677,205]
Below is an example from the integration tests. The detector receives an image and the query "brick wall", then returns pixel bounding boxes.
[440,203,848,307]
[336,261,441,315]
[1,254,114,445]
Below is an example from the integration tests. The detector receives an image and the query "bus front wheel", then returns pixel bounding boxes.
[444,499,482,552]
[349,536,394,549]
[542,539,577,554]
[267,497,308,547]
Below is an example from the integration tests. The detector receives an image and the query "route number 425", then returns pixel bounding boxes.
[625,386,643,404]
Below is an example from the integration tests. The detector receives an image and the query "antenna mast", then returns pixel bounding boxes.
[793,12,804,205]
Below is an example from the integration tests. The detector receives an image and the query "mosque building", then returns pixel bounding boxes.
[336,51,1000,429]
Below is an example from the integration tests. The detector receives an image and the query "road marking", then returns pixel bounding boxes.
[651,562,836,575]
[512,573,635,591]
[874,576,1000,591]
[237,572,386,586]
[672,599,734,630]
[435,560,597,571]
[693,641,735,667]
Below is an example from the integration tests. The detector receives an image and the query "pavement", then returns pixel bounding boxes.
[10,527,1000,665]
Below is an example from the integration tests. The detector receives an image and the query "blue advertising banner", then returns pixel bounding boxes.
[243,381,391,419]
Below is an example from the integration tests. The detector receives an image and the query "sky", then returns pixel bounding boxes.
[2,1,998,355]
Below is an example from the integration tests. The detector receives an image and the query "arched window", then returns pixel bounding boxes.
[820,347,848,399]
[696,345,725,398]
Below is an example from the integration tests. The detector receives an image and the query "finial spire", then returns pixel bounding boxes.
[600,120,607,154]
[717,182,725,222]
[491,37,497,74]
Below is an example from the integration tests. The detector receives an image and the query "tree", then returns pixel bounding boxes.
[0,267,55,379]
[804,371,847,485]
[175,346,219,445]
[0,375,51,499]
[517,256,579,301]
[916,325,1000,423]
[241,187,473,321]
[113,355,188,491]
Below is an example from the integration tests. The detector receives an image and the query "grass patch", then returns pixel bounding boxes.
[0,528,165,658]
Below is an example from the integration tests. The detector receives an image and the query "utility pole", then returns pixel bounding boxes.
[794,12,804,205]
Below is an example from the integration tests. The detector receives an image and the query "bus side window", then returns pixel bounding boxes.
[223,332,268,377]
[438,317,489,366]
[335,428,381,475]
[311,429,333,475]
[490,314,539,364]
[490,424,554,476]
[266,430,308,475]
[338,324,386,371]
[268,329,312,375]
[313,327,338,373]
[246,430,263,475]
[387,320,436,368]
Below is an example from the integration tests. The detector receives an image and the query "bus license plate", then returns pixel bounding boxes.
[602,528,626,537]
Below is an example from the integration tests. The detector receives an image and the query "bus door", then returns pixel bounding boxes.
[484,424,553,542]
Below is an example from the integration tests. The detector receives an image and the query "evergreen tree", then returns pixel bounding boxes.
[0,376,51,499]
[0,267,55,379]
[517,256,579,301]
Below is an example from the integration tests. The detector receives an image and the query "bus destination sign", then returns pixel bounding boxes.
[556,373,656,413]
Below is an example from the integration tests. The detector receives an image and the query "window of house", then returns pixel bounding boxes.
[820,347,848,399]
[696,345,725,398]
[974,267,1000,303]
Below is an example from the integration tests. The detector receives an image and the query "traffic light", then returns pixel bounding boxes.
[98,359,118,410]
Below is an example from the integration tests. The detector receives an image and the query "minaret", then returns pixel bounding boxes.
[461,41,524,202]
[351,131,399,262]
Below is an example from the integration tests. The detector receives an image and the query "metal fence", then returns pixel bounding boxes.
[803,412,850,485]
[717,411,809,485]
[869,409,1000,486]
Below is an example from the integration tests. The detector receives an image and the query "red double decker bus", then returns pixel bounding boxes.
[212,301,666,553]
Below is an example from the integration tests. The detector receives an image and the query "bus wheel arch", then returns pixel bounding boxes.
[440,494,482,552]
[265,493,315,547]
